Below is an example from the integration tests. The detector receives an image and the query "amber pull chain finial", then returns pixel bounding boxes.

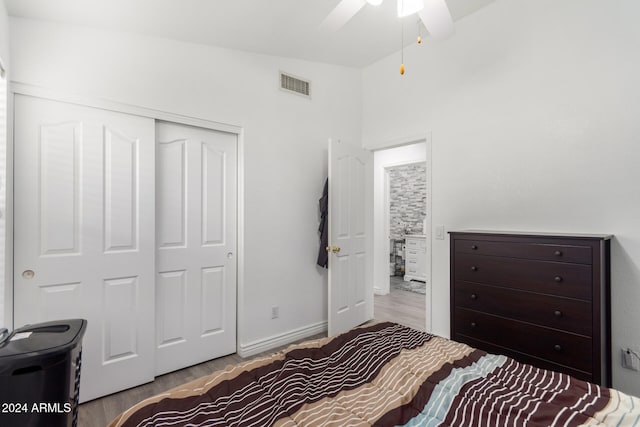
[400,12,405,75]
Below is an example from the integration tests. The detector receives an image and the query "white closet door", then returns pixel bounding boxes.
[155,121,237,376]
[13,95,155,402]
[328,139,373,336]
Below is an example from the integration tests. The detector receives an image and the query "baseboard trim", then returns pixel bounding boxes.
[373,287,388,295]
[238,321,328,358]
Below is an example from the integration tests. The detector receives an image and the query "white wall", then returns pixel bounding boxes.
[362,0,640,396]
[373,142,426,295]
[0,1,9,329]
[9,18,362,346]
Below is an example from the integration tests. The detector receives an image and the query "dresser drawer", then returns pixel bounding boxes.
[454,308,592,372]
[406,248,421,259]
[455,253,592,300]
[406,238,426,250]
[454,281,591,336]
[455,335,592,382]
[455,238,592,264]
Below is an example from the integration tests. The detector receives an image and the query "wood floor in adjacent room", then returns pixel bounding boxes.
[374,287,426,332]
[80,287,426,426]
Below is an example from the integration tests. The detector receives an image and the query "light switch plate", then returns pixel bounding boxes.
[622,348,640,371]
[435,225,445,240]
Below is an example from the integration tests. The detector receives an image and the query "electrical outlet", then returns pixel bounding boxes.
[621,348,640,371]
[271,306,279,319]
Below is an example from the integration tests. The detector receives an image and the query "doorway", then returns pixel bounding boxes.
[372,140,431,332]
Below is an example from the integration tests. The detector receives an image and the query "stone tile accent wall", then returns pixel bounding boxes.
[389,163,427,239]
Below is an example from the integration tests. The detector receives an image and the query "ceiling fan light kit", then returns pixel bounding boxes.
[397,0,424,17]
[322,0,455,73]
[418,0,455,39]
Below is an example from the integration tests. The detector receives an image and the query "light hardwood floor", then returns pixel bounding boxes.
[79,288,426,426]
[78,333,326,426]
[374,288,426,331]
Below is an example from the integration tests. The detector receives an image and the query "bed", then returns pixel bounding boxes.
[109,322,640,426]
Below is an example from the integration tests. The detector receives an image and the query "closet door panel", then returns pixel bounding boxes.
[158,139,187,248]
[104,128,139,252]
[155,121,237,376]
[14,95,155,402]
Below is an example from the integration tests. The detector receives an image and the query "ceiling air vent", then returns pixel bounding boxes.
[280,72,311,98]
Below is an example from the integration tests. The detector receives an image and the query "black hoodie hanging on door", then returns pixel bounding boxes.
[316,179,328,268]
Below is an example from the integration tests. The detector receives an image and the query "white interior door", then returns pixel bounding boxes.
[328,139,373,336]
[13,95,155,402]
[155,121,237,376]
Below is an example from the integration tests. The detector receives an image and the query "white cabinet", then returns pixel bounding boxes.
[404,235,427,282]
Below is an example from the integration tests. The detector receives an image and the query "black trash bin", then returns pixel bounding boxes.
[0,319,87,427]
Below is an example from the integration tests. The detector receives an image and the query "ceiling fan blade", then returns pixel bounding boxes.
[320,0,367,32]
[418,0,454,40]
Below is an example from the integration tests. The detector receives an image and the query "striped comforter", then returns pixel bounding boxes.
[109,322,640,427]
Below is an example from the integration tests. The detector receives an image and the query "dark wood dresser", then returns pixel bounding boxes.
[449,230,612,386]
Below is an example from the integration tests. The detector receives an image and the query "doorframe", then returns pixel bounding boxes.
[7,83,245,354]
[371,133,433,332]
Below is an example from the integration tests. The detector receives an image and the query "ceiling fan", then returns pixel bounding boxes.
[320,0,454,40]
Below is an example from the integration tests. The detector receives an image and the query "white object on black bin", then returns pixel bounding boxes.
[0,319,87,427]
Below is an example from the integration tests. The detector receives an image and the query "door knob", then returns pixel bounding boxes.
[332,246,341,253]
[22,270,35,279]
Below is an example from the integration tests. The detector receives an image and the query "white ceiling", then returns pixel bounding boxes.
[3,0,496,67]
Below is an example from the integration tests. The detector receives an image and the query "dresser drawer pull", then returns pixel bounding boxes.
[471,245,478,250]
[470,322,477,328]
[554,276,563,283]
[470,294,478,300]
[554,344,562,352]
[554,250,563,256]
[471,266,478,272]
[554,310,563,318]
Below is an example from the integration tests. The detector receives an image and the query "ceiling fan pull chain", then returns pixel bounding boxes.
[400,7,405,75]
